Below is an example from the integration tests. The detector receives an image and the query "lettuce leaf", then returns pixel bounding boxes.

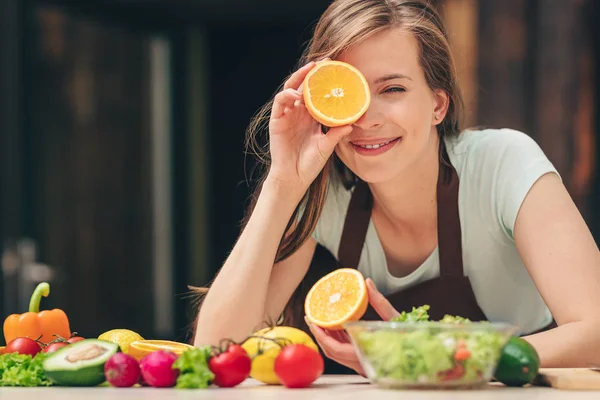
[0,352,53,387]
[390,305,431,323]
[173,346,214,389]
[360,305,507,384]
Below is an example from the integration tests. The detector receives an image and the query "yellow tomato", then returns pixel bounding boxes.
[241,326,319,384]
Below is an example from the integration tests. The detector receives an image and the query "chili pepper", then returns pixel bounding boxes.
[3,282,71,345]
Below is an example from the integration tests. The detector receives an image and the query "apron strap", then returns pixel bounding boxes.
[437,140,464,277]
[338,181,372,269]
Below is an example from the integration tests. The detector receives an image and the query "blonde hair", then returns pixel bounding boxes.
[189,0,465,335]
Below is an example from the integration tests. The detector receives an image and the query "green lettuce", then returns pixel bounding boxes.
[0,352,53,387]
[173,346,214,389]
[358,329,454,381]
[462,331,506,380]
[391,305,431,323]
[358,304,507,384]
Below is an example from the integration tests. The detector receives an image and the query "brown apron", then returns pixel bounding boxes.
[338,141,487,322]
[289,141,555,374]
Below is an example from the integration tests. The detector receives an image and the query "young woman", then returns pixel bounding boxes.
[193,0,600,374]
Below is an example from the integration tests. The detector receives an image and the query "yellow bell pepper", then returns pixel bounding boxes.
[3,282,71,345]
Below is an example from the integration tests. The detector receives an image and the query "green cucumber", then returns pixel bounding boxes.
[42,339,119,386]
[494,336,540,387]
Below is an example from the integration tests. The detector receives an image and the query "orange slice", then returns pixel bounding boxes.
[304,268,368,330]
[303,60,370,127]
[128,340,194,360]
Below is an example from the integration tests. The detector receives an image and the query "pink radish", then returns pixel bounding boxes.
[104,353,141,387]
[139,350,179,388]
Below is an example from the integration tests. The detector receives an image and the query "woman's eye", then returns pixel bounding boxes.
[383,87,406,94]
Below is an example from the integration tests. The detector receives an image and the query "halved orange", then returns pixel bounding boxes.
[304,268,368,331]
[303,60,370,127]
[128,340,194,360]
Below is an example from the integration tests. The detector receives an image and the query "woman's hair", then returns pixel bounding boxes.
[188,0,465,339]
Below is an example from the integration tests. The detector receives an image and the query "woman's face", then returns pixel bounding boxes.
[335,28,448,183]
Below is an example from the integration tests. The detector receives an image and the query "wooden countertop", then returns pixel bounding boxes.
[1,375,598,399]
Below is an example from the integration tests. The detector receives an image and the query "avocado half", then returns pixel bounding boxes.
[43,339,120,386]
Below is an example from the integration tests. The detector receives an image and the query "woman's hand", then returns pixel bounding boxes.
[305,278,399,375]
[267,60,353,190]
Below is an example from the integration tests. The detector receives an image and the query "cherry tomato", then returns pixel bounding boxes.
[5,337,42,356]
[454,348,471,361]
[440,362,466,381]
[67,336,85,344]
[274,344,324,388]
[208,344,251,387]
[44,342,69,353]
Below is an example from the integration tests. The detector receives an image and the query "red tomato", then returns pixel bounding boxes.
[5,337,42,356]
[67,336,85,344]
[208,344,251,387]
[44,342,69,353]
[440,363,466,381]
[274,344,324,388]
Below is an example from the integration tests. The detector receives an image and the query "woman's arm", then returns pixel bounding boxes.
[514,172,600,367]
[193,178,315,346]
[193,59,353,347]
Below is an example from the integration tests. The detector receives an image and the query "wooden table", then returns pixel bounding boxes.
[1,375,598,399]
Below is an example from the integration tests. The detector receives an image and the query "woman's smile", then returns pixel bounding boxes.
[349,137,402,156]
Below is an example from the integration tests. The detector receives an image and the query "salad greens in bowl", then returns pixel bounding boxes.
[344,305,518,389]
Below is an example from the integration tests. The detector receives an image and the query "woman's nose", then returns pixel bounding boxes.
[352,106,383,130]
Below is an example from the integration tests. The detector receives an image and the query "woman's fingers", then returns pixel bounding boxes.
[304,318,366,377]
[325,328,351,344]
[283,61,316,90]
[366,278,400,320]
[271,88,302,119]
[283,57,331,91]
[306,319,357,361]
[321,125,353,150]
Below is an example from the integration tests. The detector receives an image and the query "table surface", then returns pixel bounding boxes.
[1,375,599,399]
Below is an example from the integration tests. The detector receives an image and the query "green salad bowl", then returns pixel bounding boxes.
[344,320,518,389]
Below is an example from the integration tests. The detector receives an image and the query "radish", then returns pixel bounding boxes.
[139,350,179,388]
[138,374,150,386]
[104,353,141,387]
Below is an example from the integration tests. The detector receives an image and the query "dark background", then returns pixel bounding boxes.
[1,0,598,344]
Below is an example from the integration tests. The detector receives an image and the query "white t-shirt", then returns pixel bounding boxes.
[310,128,558,335]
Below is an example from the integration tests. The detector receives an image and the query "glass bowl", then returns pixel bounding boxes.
[343,320,518,389]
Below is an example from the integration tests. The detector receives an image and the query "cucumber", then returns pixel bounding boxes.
[494,336,540,387]
[43,339,120,386]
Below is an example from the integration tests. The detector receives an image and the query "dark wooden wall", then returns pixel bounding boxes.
[444,0,596,221]
[24,6,155,338]
[1,0,597,342]
[0,0,24,331]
